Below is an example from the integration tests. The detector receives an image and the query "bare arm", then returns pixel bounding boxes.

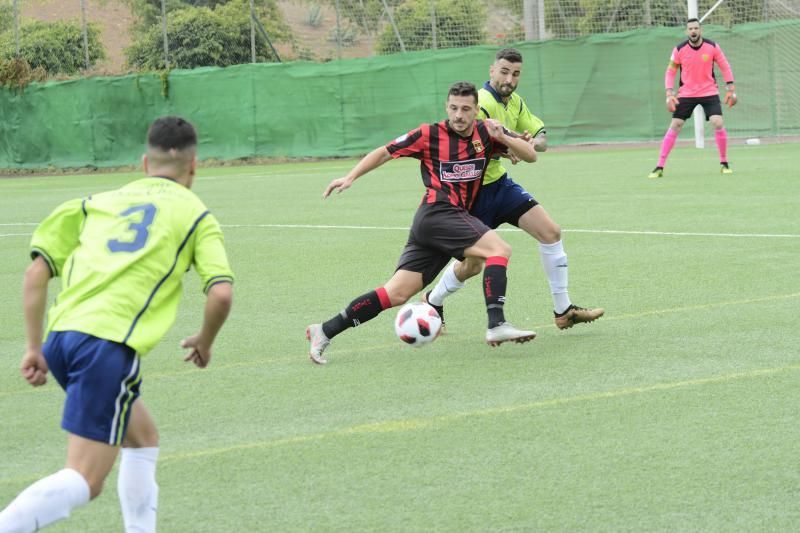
[533,132,548,152]
[485,119,537,163]
[181,281,233,368]
[20,256,51,386]
[323,146,393,198]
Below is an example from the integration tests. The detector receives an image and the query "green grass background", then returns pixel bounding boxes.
[1,143,798,531]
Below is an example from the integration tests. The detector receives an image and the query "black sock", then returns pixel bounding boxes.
[483,258,508,328]
[322,288,390,339]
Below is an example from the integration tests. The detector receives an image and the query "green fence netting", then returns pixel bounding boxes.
[1,21,797,168]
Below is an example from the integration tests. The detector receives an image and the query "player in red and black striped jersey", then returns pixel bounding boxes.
[306,82,538,364]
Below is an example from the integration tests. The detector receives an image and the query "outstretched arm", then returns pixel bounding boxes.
[181,281,233,368]
[20,256,51,386]
[323,147,393,198]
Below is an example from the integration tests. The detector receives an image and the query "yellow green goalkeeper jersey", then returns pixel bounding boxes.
[30,176,234,356]
[478,81,546,185]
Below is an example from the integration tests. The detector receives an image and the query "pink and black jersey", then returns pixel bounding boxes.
[385,120,507,211]
[667,38,734,98]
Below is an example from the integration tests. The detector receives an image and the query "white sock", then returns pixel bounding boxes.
[539,240,572,314]
[0,468,90,533]
[428,261,465,306]
[118,447,159,533]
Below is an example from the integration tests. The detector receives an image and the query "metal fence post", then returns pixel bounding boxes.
[334,0,342,60]
[250,0,256,63]
[80,0,90,69]
[13,0,20,57]
[161,0,169,69]
[430,0,437,50]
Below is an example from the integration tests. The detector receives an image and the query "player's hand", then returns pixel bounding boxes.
[483,118,505,139]
[181,334,212,368]
[504,151,521,165]
[666,94,679,113]
[724,89,737,107]
[520,130,534,145]
[323,177,354,198]
[20,349,48,387]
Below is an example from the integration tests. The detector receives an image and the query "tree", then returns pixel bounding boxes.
[0,20,105,75]
[125,0,292,69]
[376,0,486,54]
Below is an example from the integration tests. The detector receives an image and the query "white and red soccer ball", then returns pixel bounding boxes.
[394,302,442,347]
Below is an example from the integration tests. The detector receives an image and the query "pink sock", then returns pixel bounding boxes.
[657,128,679,167]
[715,128,728,163]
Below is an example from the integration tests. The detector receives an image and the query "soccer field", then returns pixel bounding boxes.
[1,143,798,531]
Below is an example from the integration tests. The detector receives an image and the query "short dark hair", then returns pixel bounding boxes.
[147,116,197,151]
[448,81,478,103]
[495,48,523,63]
[687,18,700,25]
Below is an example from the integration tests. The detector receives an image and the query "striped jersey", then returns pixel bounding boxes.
[667,38,734,98]
[30,176,234,356]
[385,120,508,211]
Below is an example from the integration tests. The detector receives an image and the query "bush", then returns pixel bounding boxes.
[376,0,486,54]
[0,20,105,75]
[125,0,292,69]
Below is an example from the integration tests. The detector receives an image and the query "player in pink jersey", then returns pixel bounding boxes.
[649,18,738,179]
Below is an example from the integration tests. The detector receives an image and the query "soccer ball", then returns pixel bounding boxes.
[394,302,442,347]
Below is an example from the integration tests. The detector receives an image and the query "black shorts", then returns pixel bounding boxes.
[396,202,491,286]
[673,95,722,121]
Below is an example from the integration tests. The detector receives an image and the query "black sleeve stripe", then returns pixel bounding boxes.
[203,275,234,294]
[30,248,57,277]
[479,106,491,118]
[519,99,523,113]
[532,127,546,137]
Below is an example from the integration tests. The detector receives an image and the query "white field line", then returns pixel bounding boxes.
[1,222,799,239]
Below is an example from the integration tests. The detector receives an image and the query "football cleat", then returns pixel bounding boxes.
[306,324,330,364]
[421,290,445,330]
[720,162,733,174]
[648,167,664,179]
[485,322,536,346]
[554,305,605,330]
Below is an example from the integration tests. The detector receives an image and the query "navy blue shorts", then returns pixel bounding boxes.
[472,174,538,229]
[44,331,142,445]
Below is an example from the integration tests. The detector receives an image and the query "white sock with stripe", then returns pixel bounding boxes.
[118,447,159,533]
[427,261,465,306]
[539,240,572,314]
[0,468,90,532]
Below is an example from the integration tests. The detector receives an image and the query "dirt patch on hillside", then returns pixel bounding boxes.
[22,0,134,74]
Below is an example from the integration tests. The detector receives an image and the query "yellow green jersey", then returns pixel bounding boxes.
[30,176,234,356]
[478,81,546,185]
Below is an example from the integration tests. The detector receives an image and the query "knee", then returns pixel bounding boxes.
[539,223,561,244]
[491,241,512,259]
[385,287,412,307]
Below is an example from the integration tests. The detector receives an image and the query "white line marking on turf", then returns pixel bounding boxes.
[0,233,31,238]
[219,223,800,239]
[1,223,799,239]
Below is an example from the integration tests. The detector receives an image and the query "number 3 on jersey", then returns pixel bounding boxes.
[108,203,157,253]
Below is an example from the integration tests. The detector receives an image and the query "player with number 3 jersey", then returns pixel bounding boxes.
[0,116,233,533]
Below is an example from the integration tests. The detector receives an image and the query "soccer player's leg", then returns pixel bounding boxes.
[705,99,732,173]
[424,181,502,325]
[650,111,689,178]
[463,228,536,346]
[307,237,431,364]
[0,332,139,531]
[119,401,160,533]
[515,203,604,329]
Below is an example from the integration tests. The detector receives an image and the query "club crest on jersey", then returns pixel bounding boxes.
[472,140,484,152]
[440,158,486,182]
[702,54,710,62]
